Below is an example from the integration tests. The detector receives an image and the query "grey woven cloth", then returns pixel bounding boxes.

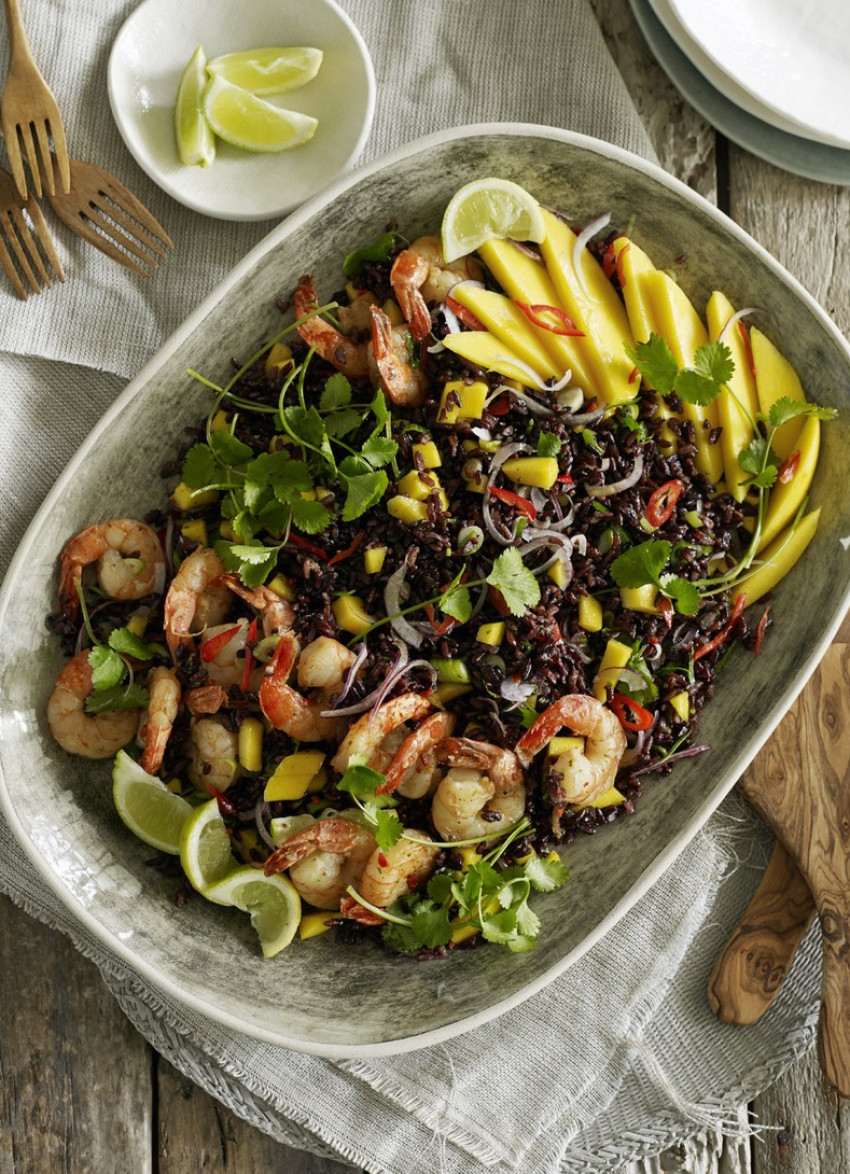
[0,3,821,1172]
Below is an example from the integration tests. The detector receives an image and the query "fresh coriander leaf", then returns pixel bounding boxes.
[693,339,734,387]
[337,763,387,797]
[439,584,472,624]
[342,230,405,278]
[272,458,314,500]
[382,919,422,954]
[341,470,389,522]
[182,443,218,490]
[216,541,279,587]
[764,397,810,430]
[369,387,390,430]
[479,907,520,945]
[209,429,253,467]
[536,432,562,458]
[514,896,541,939]
[107,628,163,661]
[674,368,721,407]
[372,808,404,852]
[291,498,332,534]
[518,697,539,729]
[626,333,679,395]
[319,373,352,412]
[738,437,774,477]
[410,902,453,949]
[84,681,148,714]
[324,408,363,439]
[660,574,701,617]
[751,465,778,490]
[256,499,293,536]
[339,453,370,477]
[610,539,672,590]
[427,872,455,904]
[283,405,335,465]
[580,428,601,452]
[361,435,399,469]
[525,854,570,892]
[88,646,126,691]
[486,547,541,617]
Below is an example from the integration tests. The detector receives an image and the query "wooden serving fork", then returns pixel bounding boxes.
[0,0,70,199]
[0,162,63,298]
[45,157,173,275]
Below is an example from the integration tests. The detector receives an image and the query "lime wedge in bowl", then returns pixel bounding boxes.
[204,865,302,957]
[205,46,323,95]
[174,44,216,167]
[179,796,236,900]
[202,75,318,153]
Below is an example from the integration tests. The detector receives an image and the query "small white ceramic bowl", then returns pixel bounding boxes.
[107,0,375,221]
[2,125,849,1057]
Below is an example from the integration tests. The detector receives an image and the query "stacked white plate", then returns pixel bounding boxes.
[629,0,850,184]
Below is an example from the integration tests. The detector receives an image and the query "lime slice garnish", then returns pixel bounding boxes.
[179,797,236,900]
[112,750,193,855]
[441,178,546,263]
[174,44,217,167]
[202,75,318,154]
[205,46,323,96]
[204,865,302,957]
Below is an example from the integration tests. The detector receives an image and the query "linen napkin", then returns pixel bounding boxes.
[0,2,822,1172]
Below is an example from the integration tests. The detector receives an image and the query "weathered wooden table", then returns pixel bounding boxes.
[4,1,850,1170]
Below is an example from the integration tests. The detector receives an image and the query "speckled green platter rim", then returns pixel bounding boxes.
[1,124,849,1058]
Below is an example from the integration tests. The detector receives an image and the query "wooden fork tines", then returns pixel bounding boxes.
[0,0,71,199]
[0,165,63,299]
[46,158,173,276]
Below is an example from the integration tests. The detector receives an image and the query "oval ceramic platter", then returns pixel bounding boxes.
[2,126,850,1058]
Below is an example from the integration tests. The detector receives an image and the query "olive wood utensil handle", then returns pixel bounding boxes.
[707,839,815,1025]
[738,643,850,1096]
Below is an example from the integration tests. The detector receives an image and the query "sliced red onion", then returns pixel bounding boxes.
[482,441,532,545]
[322,639,409,718]
[610,668,649,694]
[555,386,584,412]
[566,407,605,427]
[585,452,645,498]
[491,354,553,393]
[572,212,612,296]
[368,658,437,719]
[718,307,759,342]
[441,301,463,335]
[499,677,536,709]
[571,533,587,557]
[620,727,651,767]
[630,744,710,777]
[384,556,424,649]
[427,340,446,354]
[470,425,492,441]
[254,799,277,851]
[332,641,369,708]
[512,241,543,261]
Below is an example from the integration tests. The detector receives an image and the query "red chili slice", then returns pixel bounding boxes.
[287,532,328,560]
[488,396,511,415]
[738,320,756,380]
[645,479,684,528]
[377,851,389,869]
[693,593,747,662]
[614,241,630,289]
[445,293,485,332]
[516,302,585,337]
[423,603,456,636]
[556,472,574,485]
[611,693,654,732]
[328,531,365,566]
[754,606,771,656]
[601,239,619,279]
[200,624,241,663]
[777,450,801,485]
[489,486,537,520]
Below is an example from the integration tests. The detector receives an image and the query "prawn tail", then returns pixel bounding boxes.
[339,895,384,926]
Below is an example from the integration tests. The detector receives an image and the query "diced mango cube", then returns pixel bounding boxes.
[437,379,489,423]
[593,637,632,701]
[264,751,327,802]
[210,409,232,433]
[387,495,429,524]
[364,545,388,574]
[548,735,584,757]
[238,717,264,772]
[669,691,690,722]
[501,456,559,489]
[382,298,404,325]
[476,621,506,646]
[180,519,208,547]
[578,785,626,810]
[412,440,442,468]
[578,595,603,632]
[547,560,569,588]
[620,585,658,613]
[267,574,295,602]
[264,342,293,375]
[398,469,442,502]
[299,911,334,940]
[170,481,218,511]
[332,594,375,635]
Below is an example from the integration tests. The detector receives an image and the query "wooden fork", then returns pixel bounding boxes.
[0,0,70,200]
[45,157,174,276]
[0,163,63,298]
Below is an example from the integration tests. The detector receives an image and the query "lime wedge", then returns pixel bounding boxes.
[202,76,318,154]
[112,750,192,855]
[204,865,302,957]
[174,45,217,167]
[205,46,323,96]
[441,178,546,263]
[179,797,236,900]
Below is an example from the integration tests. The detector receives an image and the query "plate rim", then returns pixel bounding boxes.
[106,0,377,222]
[3,121,850,1056]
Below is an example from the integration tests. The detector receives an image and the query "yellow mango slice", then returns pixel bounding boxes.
[732,508,820,608]
[442,331,546,388]
[751,327,807,460]
[611,236,656,344]
[449,285,562,381]
[265,751,326,802]
[592,637,632,701]
[538,208,637,406]
[706,292,760,502]
[477,238,597,393]
[641,270,723,484]
[757,415,820,553]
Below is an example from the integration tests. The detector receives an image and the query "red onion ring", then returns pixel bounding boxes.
[572,212,612,296]
[585,452,644,497]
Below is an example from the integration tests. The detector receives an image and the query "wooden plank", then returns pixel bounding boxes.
[751,1045,850,1172]
[0,894,152,1173]
[156,1057,355,1173]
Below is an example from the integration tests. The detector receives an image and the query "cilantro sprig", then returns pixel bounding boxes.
[75,582,160,713]
[610,539,700,616]
[626,333,733,406]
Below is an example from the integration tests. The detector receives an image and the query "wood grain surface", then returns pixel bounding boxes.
[4,0,850,1170]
